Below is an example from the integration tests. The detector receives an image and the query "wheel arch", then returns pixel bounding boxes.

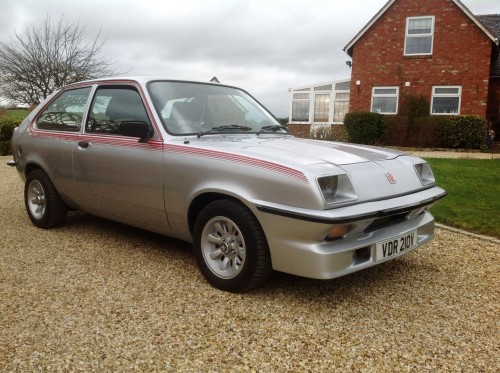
[25,162,45,178]
[187,192,244,235]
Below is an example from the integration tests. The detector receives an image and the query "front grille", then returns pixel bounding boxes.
[364,211,411,233]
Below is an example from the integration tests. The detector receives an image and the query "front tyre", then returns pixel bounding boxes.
[193,199,272,293]
[25,169,68,229]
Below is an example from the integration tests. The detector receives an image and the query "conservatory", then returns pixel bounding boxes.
[288,79,350,125]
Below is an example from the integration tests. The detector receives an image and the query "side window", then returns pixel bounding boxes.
[36,87,91,131]
[431,86,461,115]
[86,87,151,136]
[371,87,399,114]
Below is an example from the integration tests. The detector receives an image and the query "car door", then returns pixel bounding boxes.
[32,87,92,201]
[72,84,169,233]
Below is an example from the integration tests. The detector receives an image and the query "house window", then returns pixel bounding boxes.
[314,94,330,122]
[431,86,461,115]
[289,80,350,124]
[334,92,350,122]
[404,16,434,55]
[371,87,399,114]
[291,93,310,122]
[335,81,351,91]
[314,84,333,91]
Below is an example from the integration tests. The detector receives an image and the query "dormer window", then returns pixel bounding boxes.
[404,16,435,56]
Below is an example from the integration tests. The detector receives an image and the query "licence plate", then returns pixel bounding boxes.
[375,230,417,262]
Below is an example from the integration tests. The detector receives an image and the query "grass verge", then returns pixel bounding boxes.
[426,158,500,238]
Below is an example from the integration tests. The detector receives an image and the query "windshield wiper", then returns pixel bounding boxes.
[211,124,252,131]
[198,124,252,138]
[257,125,290,135]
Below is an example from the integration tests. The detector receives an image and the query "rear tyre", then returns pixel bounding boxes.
[25,169,68,228]
[193,199,272,293]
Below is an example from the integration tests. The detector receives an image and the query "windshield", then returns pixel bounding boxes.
[148,81,284,136]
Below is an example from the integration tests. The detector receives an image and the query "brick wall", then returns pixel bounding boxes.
[286,123,311,138]
[349,0,492,117]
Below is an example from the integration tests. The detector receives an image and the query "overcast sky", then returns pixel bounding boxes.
[0,0,498,116]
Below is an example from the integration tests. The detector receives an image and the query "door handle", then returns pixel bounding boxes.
[78,141,90,148]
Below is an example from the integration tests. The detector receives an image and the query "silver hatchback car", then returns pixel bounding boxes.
[8,77,446,292]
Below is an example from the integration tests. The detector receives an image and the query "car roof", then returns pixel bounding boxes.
[63,77,231,89]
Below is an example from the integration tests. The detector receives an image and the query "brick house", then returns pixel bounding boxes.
[343,0,500,134]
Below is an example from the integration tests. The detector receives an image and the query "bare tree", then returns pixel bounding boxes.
[0,15,118,106]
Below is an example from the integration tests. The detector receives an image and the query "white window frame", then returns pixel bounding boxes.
[404,16,435,56]
[313,93,331,123]
[431,86,462,115]
[371,86,399,115]
[288,79,351,124]
[291,92,311,123]
[333,92,350,123]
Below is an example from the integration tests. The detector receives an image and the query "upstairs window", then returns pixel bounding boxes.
[371,87,399,114]
[431,86,461,115]
[404,16,434,56]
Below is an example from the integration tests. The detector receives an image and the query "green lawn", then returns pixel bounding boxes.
[425,158,500,238]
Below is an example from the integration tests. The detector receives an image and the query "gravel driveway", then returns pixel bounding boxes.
[1,156,498,372]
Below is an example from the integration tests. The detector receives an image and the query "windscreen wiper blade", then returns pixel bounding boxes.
[198,124,252,138]
[257,125,290,135]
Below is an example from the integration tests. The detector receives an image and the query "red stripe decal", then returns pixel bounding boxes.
[30,130,163,150]
[164,144,309,184]
[28,131,308,183]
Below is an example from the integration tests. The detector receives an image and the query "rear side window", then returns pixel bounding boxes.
[36,87,91,132]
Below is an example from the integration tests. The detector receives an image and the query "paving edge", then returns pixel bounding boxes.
[435,223,500,244]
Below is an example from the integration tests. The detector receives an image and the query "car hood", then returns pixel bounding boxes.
[189,135,404,166]
[182,135,426,202]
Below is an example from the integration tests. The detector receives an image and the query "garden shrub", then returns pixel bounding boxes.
[309,125,347,142]
[439,115,486,149]
[0,116,23,155]
[381,115,410,147]
[399,95,430,122]
[344,112,384,145]
[410,116,447,148]
[329,125,349,142]
[310,125,330,140]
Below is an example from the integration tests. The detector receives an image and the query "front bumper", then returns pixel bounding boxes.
[253,186,446,279]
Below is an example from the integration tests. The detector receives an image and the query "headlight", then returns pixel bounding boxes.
[414,162,435,186]
[317,174,357,205]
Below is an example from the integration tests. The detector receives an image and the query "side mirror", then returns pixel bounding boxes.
[119,121,154,143]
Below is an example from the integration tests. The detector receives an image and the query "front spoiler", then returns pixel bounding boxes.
[255,186,447,224]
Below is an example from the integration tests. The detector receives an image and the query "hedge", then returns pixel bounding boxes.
[343,112,486,149]
[382,115,410,147]
[344,112,384,145]
[409,116,448,148]
[439,115,486,149]
[0,117,23,156]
